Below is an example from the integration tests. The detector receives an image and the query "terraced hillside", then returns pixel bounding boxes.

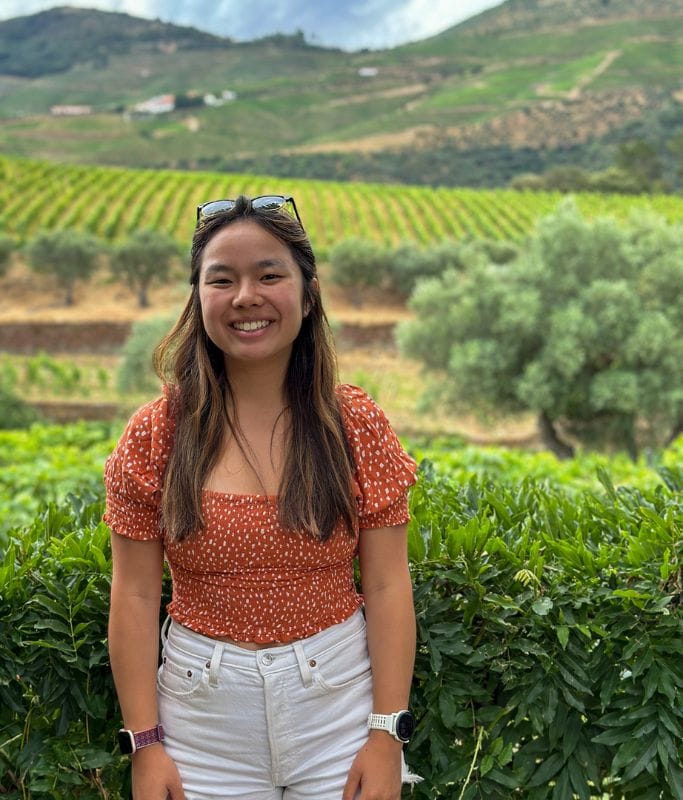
[1,1,682,187]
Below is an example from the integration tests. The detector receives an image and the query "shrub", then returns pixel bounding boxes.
[406,462,682,798]
[0,361,42,429]
[116,314,175,396]
[328,236,517,301]
[383,240,469,299]
[1,461,680,798]
[328,238,387,305]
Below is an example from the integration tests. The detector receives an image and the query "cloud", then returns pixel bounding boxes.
[0,0,504,50]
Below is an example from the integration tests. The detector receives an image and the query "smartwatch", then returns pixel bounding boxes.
[117,723,165,755]
[367,710,416,743]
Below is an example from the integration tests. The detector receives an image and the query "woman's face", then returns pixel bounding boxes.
[198,220,307,374]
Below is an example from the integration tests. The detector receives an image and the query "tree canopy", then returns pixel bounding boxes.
[25,229,100,306]
[398,200,683,457]
[110,229,179,308]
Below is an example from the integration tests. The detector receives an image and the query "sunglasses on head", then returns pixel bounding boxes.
[196,195,302,227]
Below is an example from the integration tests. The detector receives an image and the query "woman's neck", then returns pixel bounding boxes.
[225,360,288,418]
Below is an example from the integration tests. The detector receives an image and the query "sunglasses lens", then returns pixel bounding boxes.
[252,195,288,211]
[198,200,235,221]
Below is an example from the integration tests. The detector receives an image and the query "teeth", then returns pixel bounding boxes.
[233,320,270,331]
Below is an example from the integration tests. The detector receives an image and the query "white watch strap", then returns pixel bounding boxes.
[367,712,396,733]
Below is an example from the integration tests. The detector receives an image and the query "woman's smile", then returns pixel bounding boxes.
[231,319,272,333]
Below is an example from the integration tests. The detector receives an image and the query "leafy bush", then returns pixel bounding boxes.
[0,362,42,430]
[383,240,468,299]
[0,382,42,430]
[406,461,682,798]
[328,238,387,305]
[0,498,123,798]
[329,237,519,301]
[116,314,175,396]
[1,451,680,798]
[0,423,115,540]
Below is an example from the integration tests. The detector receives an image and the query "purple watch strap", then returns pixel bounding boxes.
[134,724,165,749]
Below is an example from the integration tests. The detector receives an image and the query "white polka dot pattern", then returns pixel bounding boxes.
[103,384,417,642]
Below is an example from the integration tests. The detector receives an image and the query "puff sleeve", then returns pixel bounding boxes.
[337,384,417,530]
[103,391,175,541]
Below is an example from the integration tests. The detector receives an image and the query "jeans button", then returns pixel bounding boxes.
[262,653,273,665]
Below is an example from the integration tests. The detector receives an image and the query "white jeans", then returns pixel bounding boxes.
[157,610,420,799]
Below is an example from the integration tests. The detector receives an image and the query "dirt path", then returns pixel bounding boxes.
[568,49,622,99]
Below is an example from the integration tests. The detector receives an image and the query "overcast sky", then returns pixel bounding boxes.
[0,0,505,50]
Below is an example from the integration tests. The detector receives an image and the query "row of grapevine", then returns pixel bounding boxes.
[2,155,683,253]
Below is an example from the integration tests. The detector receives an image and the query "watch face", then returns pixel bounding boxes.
[117,729,135,755]
[396,711,416,742]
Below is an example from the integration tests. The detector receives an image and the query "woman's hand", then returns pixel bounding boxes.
[131,745,186,800]
[342,733,402,800]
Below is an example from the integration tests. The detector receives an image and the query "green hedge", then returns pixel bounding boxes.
[407,463,682,799]
[0,465,681,798]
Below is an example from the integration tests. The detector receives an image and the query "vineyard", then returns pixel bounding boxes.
[3,155,683,253]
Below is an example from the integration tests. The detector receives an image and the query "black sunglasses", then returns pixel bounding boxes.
[196,195,302,227]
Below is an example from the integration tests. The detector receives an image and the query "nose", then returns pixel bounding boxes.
[232,279,263,308]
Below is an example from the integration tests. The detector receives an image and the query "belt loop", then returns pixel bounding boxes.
[293,642,313,688]
[209,642,225,688]
[160,615,172,650]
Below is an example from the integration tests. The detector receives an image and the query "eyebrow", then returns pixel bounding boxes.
[203,259,289,277]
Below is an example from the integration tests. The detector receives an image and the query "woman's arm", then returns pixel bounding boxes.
[109,532,186,800]
[343,523,416,800]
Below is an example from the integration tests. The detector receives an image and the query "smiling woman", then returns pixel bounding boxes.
[103,194,421,800]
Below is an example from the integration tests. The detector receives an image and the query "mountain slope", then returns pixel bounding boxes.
[455,0,683,34]
[0,1,681,188]
[0,6,226,78]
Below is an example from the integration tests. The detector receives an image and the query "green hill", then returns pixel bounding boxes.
[0,6,225,78]
[0,1,682,188]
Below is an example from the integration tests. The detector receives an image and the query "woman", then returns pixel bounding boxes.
[104,195,420,800]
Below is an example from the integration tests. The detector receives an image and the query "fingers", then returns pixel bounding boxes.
[342,765,362,800]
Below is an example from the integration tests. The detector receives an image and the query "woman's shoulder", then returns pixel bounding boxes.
[335,383,417,509]
[336,383,381,417]
[335,383,392,438]
[124,385,177,440]
[112,384,178,469]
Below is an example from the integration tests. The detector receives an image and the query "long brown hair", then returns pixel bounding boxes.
[154,196,357,542]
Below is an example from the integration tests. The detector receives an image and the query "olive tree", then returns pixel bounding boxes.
[328,238,386,306]
[25,229,101,306]
[110,229,180,308]
[397,200,683,458]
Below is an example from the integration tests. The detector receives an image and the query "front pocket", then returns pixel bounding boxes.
[157,654,207,698]
[311,631,373,692]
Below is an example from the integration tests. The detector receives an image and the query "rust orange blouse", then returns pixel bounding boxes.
[103,384,417,642]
